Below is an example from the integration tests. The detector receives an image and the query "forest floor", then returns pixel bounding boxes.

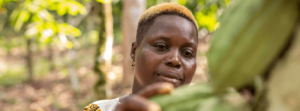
[0,36,210,111]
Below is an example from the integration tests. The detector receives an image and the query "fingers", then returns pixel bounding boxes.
[116,82,173,111]
[115,95,161,111]
[137,82,174,98]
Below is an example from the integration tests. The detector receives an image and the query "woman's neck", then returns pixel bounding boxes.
[131,77,143,94]
[118,94,131,103]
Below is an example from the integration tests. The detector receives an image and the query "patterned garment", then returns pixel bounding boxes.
[84,97,121,111]
[84,104,101,111]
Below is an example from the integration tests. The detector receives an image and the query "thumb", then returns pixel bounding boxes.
[115,95,161,111]
[137,82,174,98]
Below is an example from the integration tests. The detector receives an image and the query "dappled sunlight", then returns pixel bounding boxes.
[0,0,229,110]
[103,35,113,66]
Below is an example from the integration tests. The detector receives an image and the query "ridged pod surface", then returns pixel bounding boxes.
[150,83,213,111]
[150,83,250,111]
[207,0,299,93]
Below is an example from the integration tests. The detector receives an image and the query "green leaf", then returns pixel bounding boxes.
[96,0,112,4]
[66,1,87,16]
[39,10,54,21]
[47,0,62,3]
[41,29,54,39]
[196,11,217,32]
[10,9,21,25]
[25,26,38,37]
[0,0,3,8]
[48,0,60,10]
[25,22,43,38]
[57,2,68,16]
[70,27,81,37]
[31,14,43,22]
[77,4,87,15]
[39,33,53,44]
[66,41,73,49]
[178,0,187,5]
[224,0,231,6]
[210,4,218,13]
[14,10,30,31]
[58,23,81,37]
[67,1,79,15]
[45,22,58,34]
[43,36,52,44]
[24,2,41,13]
[88,30,99,44]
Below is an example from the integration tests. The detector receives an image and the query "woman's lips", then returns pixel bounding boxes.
[156,73,182,87]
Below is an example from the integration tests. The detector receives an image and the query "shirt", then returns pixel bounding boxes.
[84,98,120,111]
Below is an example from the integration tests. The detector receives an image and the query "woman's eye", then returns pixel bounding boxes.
[183,51,194,58]
[155,44,168,50]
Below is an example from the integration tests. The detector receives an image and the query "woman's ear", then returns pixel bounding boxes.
[130,42,138,60]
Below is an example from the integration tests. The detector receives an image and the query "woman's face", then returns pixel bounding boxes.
[131,15,197,90]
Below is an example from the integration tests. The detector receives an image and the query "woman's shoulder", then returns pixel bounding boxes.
[84,98,120,111]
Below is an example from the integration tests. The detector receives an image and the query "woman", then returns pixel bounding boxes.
[84,3,198,111]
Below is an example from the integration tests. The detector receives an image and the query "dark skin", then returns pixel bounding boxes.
[132,15,198,93]
[116,82,174,111]
[117,15,198,111]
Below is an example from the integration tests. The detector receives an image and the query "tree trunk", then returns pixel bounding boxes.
[26,38,33,82]
[68,48,79,93]
[66,4,92,93]
[103,0,114,98]
[47,43,54,71]
[65,12,80,93]
[93,1,114,99]
[5,37,11,57]
[103,1,113,70]
[121,0,146,87]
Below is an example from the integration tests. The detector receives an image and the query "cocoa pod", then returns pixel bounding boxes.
[207,0,299,93]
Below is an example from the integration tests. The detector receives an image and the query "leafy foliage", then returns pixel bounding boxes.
[9,0,86,48]
[147,0,231,32]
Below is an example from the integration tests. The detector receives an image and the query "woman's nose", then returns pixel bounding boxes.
[164,50,182,68]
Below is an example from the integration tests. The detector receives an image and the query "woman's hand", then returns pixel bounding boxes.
[115,82,174,111]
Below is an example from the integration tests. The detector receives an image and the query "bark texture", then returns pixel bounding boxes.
[121,0,146,87]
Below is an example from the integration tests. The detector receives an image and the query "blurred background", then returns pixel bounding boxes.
[0,0,231,110]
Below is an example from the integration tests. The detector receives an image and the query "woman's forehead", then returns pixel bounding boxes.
[145,15,198,43]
